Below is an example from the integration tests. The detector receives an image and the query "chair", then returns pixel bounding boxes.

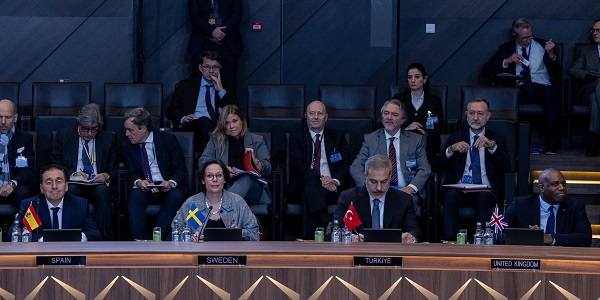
[317,84,376,159]
[389,84,450,130]
[247,84,305,169]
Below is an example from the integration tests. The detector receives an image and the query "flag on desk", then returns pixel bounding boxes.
[23,203,42,231]
[343,202,362,231]
[489,204,508,234]
[186,203,206,231]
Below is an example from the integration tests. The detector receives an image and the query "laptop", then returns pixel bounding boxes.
[203,228,242,241]
[504,228,544,246]
[43,229,82,242]
[363,228,403,243]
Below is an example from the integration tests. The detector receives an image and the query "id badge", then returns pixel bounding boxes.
[330,152,342,163]
[16,155,27,168]
[208,18,216,25]
[426,116,438,129]
[462,175,473,184]
[405,159,417,170]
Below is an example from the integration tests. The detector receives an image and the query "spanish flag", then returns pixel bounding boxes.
[23,203,42,231]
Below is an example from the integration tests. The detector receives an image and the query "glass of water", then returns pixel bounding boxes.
[314,227,324,242]
[152,227,161,242]
[457,229,467,244]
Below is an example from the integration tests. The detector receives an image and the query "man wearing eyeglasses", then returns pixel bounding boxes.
[168,51,236,153]
[51,103,117,240]
[482,18,561,155]
[568,19,600,157]
[289,101,351,239]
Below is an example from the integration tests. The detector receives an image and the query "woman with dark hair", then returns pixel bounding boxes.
[393,63,444,164]
[198,104,271,205]
[172,159,259,241]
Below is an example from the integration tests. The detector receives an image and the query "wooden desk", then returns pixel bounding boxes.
[0,241,599,299]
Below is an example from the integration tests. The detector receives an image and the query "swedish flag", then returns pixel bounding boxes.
[186,203,206,231]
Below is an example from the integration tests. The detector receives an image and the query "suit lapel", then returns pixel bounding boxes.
[61,195,72,229]
[459,130,470,168]
[377,129,387,155]
[356,187,372,228]
[304,129,313,165]
[556,201,568,234]
[529,196,541,226]
[382,192,398,228]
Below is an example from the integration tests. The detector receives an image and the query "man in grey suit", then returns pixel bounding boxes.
[568,19,600,157]
[350,100,431,215]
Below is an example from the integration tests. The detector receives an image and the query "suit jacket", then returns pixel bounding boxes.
[504,194,592,247]
[167,76,236,129]
[350,129,431,191]
[15,193,101,241]
[199,132,271,178]
[568,44,600,80]
[51,127,118,180]
[481,38,561,87]
[394,90,445,137]
[568,44,600,133]
[188,0,243,56]
[289,127,350,188]
[7,129,35,188]
[333,186,420,240]
[123,132,189,195]
[435,128,511,196]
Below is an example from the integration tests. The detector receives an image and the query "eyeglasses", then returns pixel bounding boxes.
[201,65,222,71]
[307,111,326,117]
[517,34,533,41]
[205,173,224,180]
[591,28,600,34]
[79,126,99,133]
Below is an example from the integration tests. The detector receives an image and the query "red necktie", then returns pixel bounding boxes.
[313,134,321,175]
[389,137,398,186]
[140,143,153,182]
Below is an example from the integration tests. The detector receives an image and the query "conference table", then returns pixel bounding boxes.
[0,241,599,299]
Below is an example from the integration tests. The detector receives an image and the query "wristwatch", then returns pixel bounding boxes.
[9,181,16,188]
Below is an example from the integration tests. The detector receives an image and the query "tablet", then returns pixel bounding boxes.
[504,228,544,246]
[43,229,82,242]
[203,228,242,241]
[363,228,403,243]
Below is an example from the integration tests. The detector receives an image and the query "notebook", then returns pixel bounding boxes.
[504,228,544,246]
[203,228,242,241]
[43,229,82,242]
[363,228,403,243]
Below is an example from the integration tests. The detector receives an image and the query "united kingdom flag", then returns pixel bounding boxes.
[489,205,508,234]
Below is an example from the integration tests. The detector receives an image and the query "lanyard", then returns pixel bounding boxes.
[81,138,95,167]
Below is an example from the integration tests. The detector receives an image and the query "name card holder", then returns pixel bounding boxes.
[36,256,87,267]
[354,256,402,267]
[491,259,541,270]
[198,256,247,266]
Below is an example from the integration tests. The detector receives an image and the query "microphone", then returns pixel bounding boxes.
[36,197,41,241]
[199,206,213,237]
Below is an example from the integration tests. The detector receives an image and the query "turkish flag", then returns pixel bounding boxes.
[343,202,362,231]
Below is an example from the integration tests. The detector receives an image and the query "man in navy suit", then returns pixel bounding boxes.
[51,103,117,240]
[436,97,511,241]
[504,168,592,247]
[123,108,189,241]
[334,154,420,243]
[15,164,101,242]
[289,101,351,239]
[481,18,561,154]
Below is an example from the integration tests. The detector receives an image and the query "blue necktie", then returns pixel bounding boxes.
[546,206,555,235]
[82,140,93,177]
[51,207,60,229]
[372,199,381,229]
[470,135,482,184]
[205,84,218,123]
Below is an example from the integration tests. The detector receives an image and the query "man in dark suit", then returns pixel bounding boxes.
[123,108,189,241]
[51,103,117,240]
[504,168,592,247]
[0,99,35,208]
[568,19,600,157]
[334,154,420,243]
[481,18,561,154]
[188,0,243,85]
[167,51,236,152]
[289,100,350,239]
[14,164,101,242]
[436,97,511,241]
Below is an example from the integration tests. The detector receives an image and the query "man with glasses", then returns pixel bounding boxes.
[13,164,101,242]
[568,19,600,157]
[289,100,351,239]
[51,103,117,240]
[168,51,236,153]
[504,168,591,247]
[482,18,561,154]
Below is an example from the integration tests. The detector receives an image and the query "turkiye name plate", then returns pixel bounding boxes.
[491,259,541,270]
[354,256,402,267]
[36,256,87,266]
[198,256,247,266]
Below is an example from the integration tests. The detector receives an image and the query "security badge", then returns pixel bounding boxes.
[330,148,342,163]
[208,18,216,25]
[405,159,417,181]
[426,110,438,130]
[16,147,27,168]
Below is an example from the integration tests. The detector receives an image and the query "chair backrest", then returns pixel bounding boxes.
[32,82,91,118]
[317,84,376,120]
[170,132,195,191]
[461,86,519,122]
[104,83,163,118]
[247,84,305,118]
[0,82,19,108]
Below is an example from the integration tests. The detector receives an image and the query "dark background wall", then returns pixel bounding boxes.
[2,0,600,124]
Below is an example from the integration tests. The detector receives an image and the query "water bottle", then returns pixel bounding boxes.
[11,218,20,243]
[331,220,342,243]
[473,222,483,245]
[484,222,494,245]
[343,227,352,243]
[182,224,191,242]
[171,219,181,242]
[22,227,30,243]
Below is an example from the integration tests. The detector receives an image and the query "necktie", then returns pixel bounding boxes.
[82,140,93,177]
[140,143,153,182]
[372,199,381,229]
[546,206,555,235]
[51,207,60,229]
[205,84,218,123]
[521,47,533,87]
[313,134,321,175]
[388,137,398,186]
[470,135,482,184]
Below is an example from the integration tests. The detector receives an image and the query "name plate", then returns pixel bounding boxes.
[198,256,247,266]
[354,256,402,267]
[36,256,87,266]
[491,259,540,270]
